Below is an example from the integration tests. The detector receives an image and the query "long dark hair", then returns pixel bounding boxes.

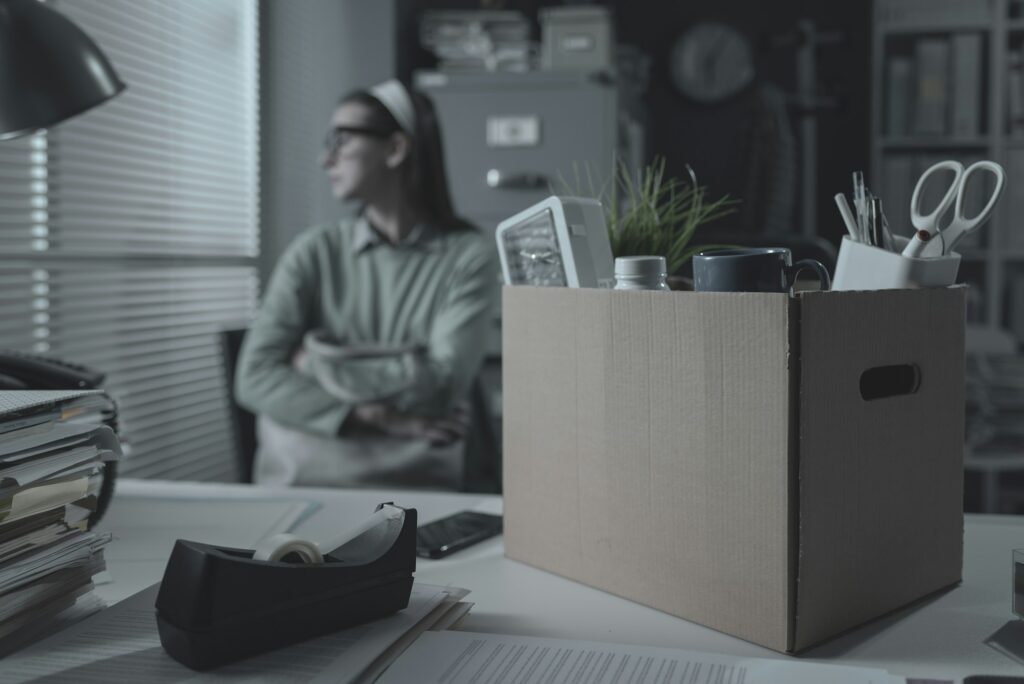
[339,85,472,232]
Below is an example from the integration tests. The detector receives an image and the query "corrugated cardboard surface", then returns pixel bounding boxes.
[503,287,795,651]
[793,288,964,651]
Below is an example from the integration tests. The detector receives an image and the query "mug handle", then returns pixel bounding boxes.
[785,259,831,292]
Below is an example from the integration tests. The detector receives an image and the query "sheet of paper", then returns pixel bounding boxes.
[3,476,90,523]
[0,559,103,623]
[0,581,456,684]
[0,580,92,641]
[376,631,904,684]
[0,445,100,486]
[0,421,96,463]
[343,587,473,684]
[0,532,109,594]
[0,591,106,658]
[0,522,69,558]
[430,602,473,632]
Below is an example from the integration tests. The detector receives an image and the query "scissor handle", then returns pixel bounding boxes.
[952,160,1006,230]
[910,160,964,234]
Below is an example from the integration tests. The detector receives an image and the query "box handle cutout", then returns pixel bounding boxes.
[860,364,920,401]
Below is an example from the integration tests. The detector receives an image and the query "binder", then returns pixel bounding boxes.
[951,33,982,137]
[913,38,950,135]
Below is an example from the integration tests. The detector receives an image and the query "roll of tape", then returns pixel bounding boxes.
[251,533,323,564]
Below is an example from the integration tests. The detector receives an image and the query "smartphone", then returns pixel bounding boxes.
[416,511,503,559]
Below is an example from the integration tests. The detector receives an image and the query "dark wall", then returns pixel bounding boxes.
[398,0,871,246]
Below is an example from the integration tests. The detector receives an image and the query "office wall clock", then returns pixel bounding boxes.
[670,22,755,103]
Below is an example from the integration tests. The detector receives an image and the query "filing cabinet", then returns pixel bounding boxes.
[415,70,618,238]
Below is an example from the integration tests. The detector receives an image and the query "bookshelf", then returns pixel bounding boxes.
[871,0,1024,338]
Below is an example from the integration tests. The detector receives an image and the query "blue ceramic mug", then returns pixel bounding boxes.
[692,247,831,293]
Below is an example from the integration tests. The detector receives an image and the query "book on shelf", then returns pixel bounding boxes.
[1010,275,1024,343]
[1008,48,1024,137]
[912,38,950,136]
[885,56,913,136]
[1008,149,1024,250]
[0,390,121,656]
[950,33,982,138]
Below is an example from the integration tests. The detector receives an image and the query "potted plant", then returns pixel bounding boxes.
[564,156,740,288]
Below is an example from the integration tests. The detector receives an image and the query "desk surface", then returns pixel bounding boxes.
[96,479,1024,682]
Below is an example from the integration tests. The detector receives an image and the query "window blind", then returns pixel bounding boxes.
[0,0,260,481]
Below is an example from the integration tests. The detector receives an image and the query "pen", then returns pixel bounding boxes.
[870,197,883,248]
[879,201,895,252]
[852,171,867,243]
[834,193,860,241]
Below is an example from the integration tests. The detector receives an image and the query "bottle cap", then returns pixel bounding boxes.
[614,256,667,277]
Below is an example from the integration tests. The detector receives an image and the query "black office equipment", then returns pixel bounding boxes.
[0,351,107,392]
[416,511,502,559]
[0,0,125,139]
[155,503,417,671]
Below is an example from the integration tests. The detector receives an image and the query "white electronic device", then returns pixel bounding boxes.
[494,196,615,288]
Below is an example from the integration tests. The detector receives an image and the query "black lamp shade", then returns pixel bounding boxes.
[0,0,125,140]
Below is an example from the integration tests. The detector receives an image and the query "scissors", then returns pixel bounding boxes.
[907,159,1006,258]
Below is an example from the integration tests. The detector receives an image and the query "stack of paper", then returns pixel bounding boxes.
[0,390,121,655]
[0,581,472,683]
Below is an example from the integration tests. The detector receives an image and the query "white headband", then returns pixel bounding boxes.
[368,79,415,135]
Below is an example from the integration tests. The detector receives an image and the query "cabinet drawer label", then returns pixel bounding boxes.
[486,116,541,147]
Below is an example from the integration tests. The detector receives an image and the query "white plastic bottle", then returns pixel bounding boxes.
[613,256,670,291]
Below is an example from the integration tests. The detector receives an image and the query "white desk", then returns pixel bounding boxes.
[95,479,1024,682]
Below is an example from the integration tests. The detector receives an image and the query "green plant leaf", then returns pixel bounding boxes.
[559,156,741,275]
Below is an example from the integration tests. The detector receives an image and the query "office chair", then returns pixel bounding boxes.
[461,375,502,494]
[220,328,501,491]
[221,328,257,483]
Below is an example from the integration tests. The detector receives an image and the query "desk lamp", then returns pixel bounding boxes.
[0,0,125,139]
[496,196,615,288]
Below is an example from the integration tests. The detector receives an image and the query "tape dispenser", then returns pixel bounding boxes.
[155,502,416,670]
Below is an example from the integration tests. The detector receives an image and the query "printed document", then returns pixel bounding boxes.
[376,631,903,684]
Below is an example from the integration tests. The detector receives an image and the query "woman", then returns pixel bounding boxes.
[235,79,498,489]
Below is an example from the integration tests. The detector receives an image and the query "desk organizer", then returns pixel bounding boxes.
[155,503,417,670]
[832,235,961,290]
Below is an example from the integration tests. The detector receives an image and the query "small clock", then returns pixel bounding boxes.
[670,22,756,104]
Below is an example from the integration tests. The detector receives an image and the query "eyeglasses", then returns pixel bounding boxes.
[322,126,390,157]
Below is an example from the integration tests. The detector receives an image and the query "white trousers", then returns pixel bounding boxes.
[254,415,463,490]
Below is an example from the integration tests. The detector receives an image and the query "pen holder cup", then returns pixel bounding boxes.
[832,235,961,291]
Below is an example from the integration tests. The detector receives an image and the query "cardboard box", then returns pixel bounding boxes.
[502,286,965,653]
